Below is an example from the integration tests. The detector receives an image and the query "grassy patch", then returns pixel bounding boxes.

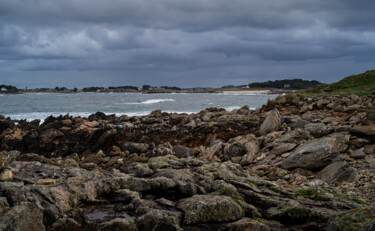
[305,70,375,97]
[253,217,281,224]
[295,188,327,201]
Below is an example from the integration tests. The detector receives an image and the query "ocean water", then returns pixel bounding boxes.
[0,92,278,121]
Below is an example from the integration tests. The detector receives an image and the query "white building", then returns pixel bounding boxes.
[0,87,7,92]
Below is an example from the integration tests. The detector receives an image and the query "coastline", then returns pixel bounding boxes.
[0,94,374,230]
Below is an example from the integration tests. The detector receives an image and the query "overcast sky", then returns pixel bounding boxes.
[0,0,374,88]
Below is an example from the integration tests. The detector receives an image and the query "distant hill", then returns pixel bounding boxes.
[248,79,321,90]
[307,70,375,96]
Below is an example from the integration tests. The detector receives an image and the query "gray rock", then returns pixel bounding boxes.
[259,109,281,135]
[122,142,149,154]
[136,210,182,231]
[0,151,20,169]
[269,143,297,156]
[304,123,333,138]
[0,202,45,231]
[178,195,244,224]
[172,145,196,158]
[318,161,357,184]
[100,218,138,231]
[151,143,174,157]
[350,148,366,159]
[281,133,349,169]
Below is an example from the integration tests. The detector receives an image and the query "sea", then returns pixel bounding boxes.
[0,92,278,121]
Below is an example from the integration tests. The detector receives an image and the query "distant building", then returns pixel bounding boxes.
[284,84,291,89]
[0,87,7,92]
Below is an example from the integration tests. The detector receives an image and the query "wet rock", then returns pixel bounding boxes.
[259,109,281,135]
[281,133,349,169]
[318,161,357,184]
[178,195,244,224]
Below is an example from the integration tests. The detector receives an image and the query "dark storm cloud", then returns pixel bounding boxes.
[0,0,375,87]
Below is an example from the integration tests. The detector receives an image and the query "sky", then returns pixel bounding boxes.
[0,0,375,89]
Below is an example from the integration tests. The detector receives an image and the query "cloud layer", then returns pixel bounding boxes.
[0,0,374,87]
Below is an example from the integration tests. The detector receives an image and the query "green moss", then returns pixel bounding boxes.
[268,186,282,194]
[352,198,366,205]
[295,188,327,201]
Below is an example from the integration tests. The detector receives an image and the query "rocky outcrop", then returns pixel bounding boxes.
[259,109,281,135]
[1,94,375,230]
[281,133,349,170]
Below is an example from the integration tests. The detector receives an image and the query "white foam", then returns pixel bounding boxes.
[126,99,175,105]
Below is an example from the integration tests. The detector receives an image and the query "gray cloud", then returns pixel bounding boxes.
[0,0,374,88]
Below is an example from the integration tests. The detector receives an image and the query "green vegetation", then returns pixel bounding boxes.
[306,70,375,96]
[0,84,18,92]
[248,79,321,89]
[295,188,327,201]
[108,85,139,91]
[82,86,106,92]
[253,217,281,224]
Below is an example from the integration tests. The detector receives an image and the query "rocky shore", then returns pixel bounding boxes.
[1,94,375,230]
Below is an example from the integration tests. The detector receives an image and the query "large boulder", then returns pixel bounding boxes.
[281,133,349,170]
[178,195,244,224]
[122,142,149,154]
[259,109,281,135]
[0,151,20,169]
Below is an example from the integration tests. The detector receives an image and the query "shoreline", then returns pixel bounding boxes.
[0,94,373,230]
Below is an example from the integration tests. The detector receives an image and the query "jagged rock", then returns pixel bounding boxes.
[178,195,244,224]
[281,133,349,169]
[351,125,375,136]
[260,109,281,135]
[318,161,357,183]
[0,202,45,231]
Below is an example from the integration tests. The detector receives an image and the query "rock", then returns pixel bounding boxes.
[178,195,244,224]
[350,148,366,159]
[351,125,375,136]
[122,142,149,154]
[0,202,45,231]
[172,145,196,158]
[61,158,79,168]
[136,210,181,231]
[269,143,297,156]
[318,161,357,184]
[0,167,14,181]
[151,143,174,157]
[100,218,138,231]
[327,207,375,231]
[304,123,333,138]
[344,104,362,112]
[259,109,281,135]
[228,218,279,231]
[0,151,20,168]
[281,133,349,170]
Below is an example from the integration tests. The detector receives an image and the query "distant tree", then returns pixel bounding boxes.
[248,79,321,89]
[160,86,181,90]
[73,88,78,92]
[0,84,18,92]
[142,85,151,90]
